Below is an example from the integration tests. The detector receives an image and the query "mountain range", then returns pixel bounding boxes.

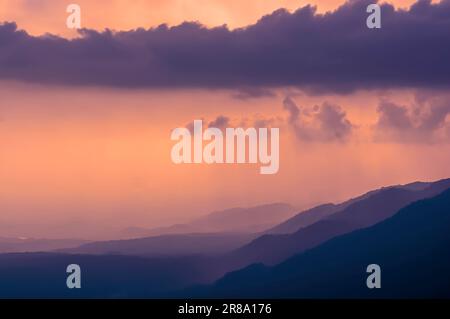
[227,179,450,266]
[121,203,296,238]
[187,187,450,298]
[60,232,256,256]
[0,178,448,298]
[0,237,88,254]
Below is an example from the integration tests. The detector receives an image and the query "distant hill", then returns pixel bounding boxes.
[227,178,450,266]
[60,233,256,257]
[0,237,89,253]
[122,203,296,238]
[188,188,450,298]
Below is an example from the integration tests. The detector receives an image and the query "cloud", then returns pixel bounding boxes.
[283,97,354,142]
[283,96,301,125]
[184,116,230,134]
[231,87,276,100]
[253,117,278,129]
[0,0,450,91]
[374,94,450,142]
[208,115,230,129]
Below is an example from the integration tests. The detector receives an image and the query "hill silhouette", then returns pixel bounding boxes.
[122,203,296,238]
[187,188,450,298]
[227,179,450,265]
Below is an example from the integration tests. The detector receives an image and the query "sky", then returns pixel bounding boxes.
[0,0,450,239]
[0,0,424,37]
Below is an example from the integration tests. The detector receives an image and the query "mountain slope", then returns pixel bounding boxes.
[266,180,432,235]
[61,233,256,256]
[122,203,296,238]
[229,178,450,265]
[264,203,342,234]
[192,188,450,298]
[0,237,89,253]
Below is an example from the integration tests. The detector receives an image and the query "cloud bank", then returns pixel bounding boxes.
[0,0,449,91]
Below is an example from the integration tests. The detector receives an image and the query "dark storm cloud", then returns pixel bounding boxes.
[1,0,450,91]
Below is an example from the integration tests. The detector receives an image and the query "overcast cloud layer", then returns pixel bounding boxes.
[0,0,449,92]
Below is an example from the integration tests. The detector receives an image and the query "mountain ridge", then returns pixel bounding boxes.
[186,187,450,298]
[227,178,450,266]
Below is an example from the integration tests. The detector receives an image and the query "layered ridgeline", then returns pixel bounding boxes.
[61,203,295,257]
[0,179,448,298]
[0,238,88,254]
[54,180,447,287]
[60,180,444,259]
[121,203,296,238]
[186,188,450,298]
[226,179,450,266]
[264,181,431,234]
[60,233,257,257]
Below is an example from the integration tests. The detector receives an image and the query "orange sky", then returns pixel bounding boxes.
[0,0,428,37]
[0,0,449,239]
[1,81,450,239]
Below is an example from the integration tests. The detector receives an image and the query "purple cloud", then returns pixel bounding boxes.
[208,115,230,129]
[231,87,276,100]
[283,97,354,142]
[374,94,450,142]
[0,0,450,92]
